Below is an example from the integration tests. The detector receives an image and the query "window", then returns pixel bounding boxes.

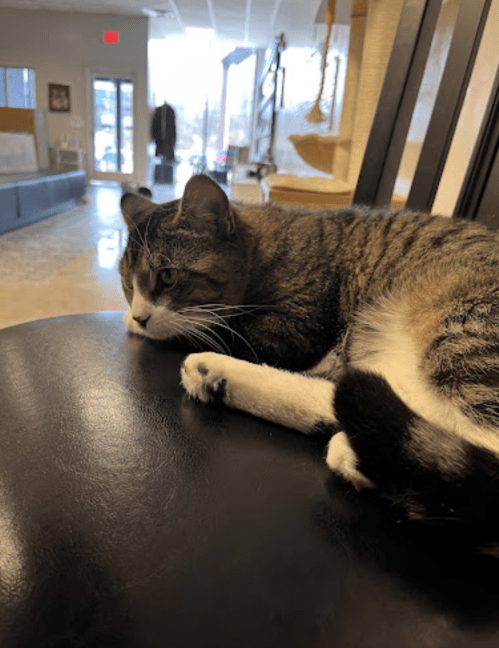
[0,67,36,108]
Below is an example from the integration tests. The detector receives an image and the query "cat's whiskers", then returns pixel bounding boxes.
[180,328,204,351]
[128,218,154,265]
[178,307,259,361]
[144,215,153,258]
[186,328,227,355]
[194,322,233,356]
[193,329,228,355]
[182,303,266,318]
[178,315,231,355]
[173,306,237,355]
[164,317,209,352]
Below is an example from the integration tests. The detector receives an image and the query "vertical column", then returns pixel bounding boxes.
[217,62,230,152]
[332,4,367,181]
[348,0,405,187]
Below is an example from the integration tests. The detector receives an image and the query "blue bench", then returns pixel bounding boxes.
[0,170,86,235]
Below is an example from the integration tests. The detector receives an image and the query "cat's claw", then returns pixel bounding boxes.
[181,352,230,404]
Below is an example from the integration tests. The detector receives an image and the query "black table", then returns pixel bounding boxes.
[0,312,498,647]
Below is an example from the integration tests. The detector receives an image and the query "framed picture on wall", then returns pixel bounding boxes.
[48,83,71,113]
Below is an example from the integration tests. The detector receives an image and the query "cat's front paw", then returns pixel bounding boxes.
[181,352,230,404]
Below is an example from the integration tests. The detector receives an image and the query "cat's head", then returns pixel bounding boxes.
[119,174,249,340]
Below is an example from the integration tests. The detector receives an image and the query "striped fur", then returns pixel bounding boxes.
[120,174,499,523]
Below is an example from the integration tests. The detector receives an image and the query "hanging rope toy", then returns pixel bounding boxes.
[307,0,335,123]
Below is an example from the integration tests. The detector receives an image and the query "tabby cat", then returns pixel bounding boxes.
[119,174,499,524]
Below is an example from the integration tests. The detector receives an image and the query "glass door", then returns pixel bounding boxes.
[92,76,133,180]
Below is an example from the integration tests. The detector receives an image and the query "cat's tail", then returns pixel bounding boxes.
[331,369,499,527]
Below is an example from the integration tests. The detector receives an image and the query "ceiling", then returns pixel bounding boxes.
[0,0,329,47]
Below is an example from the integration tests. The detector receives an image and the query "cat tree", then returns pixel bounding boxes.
[264,0,406,209]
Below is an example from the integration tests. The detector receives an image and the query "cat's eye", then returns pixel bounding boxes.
[158,267,179,290]
[122,276,134,291]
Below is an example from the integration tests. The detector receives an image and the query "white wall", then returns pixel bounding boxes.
[433,0,499,216]
[389,0,499,216]
[0,8,149,184]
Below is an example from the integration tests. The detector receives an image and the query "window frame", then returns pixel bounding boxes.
[0,66,36,108]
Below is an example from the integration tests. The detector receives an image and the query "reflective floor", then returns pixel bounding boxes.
[0,179,184,331]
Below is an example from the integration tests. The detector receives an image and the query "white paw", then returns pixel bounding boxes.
[181,352,230,404]
[326,432,374,489]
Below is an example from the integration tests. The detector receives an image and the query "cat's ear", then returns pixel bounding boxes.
[180,174,236,238]
[120,193,155,230]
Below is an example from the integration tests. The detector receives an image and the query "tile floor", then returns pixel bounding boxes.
[0,179,186,331]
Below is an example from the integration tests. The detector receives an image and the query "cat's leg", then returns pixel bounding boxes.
[181,352,337,434]
[325,432,375,489]
[182,352,374,489]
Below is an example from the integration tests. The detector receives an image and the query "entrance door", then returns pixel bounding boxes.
[91,75,134,181]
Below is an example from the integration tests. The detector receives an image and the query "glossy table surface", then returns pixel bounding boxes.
[0,312,499,647]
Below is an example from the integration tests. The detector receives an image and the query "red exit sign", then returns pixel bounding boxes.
[104,31,119,44]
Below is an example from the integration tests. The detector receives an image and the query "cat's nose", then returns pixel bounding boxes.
[133,314,150,328]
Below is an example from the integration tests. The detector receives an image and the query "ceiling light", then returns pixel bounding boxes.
[142,8,174,18]
[185,27,216,42]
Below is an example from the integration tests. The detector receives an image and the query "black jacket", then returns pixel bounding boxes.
[151,103,176,161]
